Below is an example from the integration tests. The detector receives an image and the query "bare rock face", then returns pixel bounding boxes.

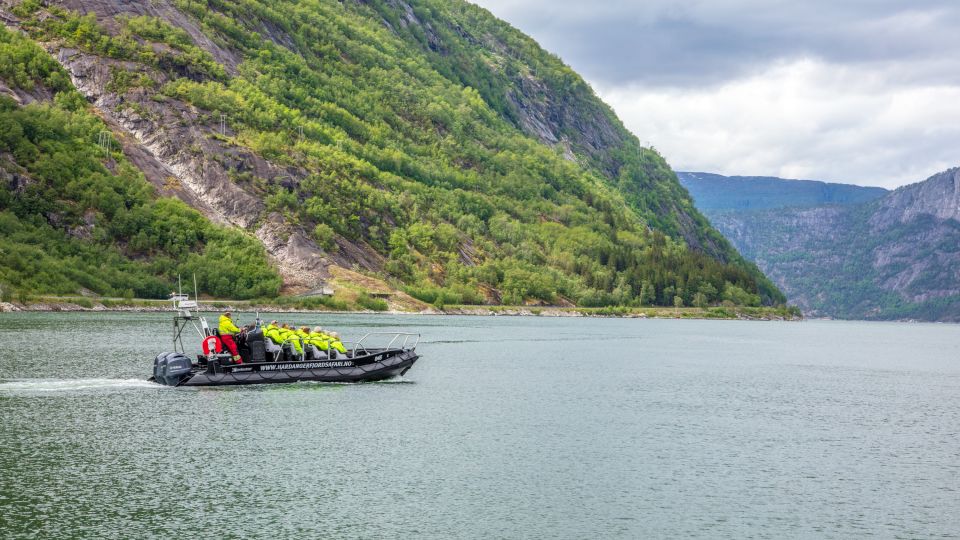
[504,71,626,174]
[0,161,30,193]
[56,0,241,73]
[0,77,54,105]
[870,168,960,230]
[56,49,265,228]
[372,0,445,52]
[255,214,330,293]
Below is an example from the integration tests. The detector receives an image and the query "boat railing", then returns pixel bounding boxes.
[347,332,420,357]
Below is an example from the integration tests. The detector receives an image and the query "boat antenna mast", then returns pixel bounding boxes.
[170,274,206,353]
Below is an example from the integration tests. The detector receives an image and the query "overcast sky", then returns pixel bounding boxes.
[470,0,960,188]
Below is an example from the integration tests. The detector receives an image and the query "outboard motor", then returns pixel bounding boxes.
[245,327,267,363]
[153,352,194,386]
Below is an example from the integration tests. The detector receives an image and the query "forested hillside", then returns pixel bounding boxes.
[0,0,784,309]
[0,24,280,300]
[681,171,960,321]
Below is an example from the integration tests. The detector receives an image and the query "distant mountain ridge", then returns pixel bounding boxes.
[677,172,888,211]
[679,170,960,321]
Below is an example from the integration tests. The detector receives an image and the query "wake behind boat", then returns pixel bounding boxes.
[150,293,420,387]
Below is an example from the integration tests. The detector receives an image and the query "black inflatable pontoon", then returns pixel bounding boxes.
[152,347,419,387]
[150,294,420,387]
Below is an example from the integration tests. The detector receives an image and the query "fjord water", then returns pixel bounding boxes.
[1,314,958,538]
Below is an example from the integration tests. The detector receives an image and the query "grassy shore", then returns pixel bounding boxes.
[442,304,802,320]
[0,295,802,320]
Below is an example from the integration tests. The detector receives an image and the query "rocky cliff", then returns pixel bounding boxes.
[870,168,960,228]
[688,170,960,320]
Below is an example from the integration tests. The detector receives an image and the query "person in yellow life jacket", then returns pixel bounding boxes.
[279,323,303,355]
[327,331,348,355]
[308,327,331,351]
[261,321,284,360]
[218,311,241,362]
[264,321,282,344]
[295,326,316,358]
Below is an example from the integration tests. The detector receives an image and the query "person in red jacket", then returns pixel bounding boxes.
[218,311,242,363]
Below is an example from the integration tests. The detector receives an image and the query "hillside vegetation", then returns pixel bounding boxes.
[1,0,784,309]
[0,24,280,300]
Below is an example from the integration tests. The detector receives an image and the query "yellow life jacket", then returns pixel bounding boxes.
[264,324,282,344]
[279,328,303,354]
[219,315,240,335]
[308,332,329,350]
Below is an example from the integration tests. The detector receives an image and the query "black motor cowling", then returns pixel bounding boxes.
[153,352,194,386]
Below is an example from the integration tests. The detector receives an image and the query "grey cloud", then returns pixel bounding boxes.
[470,0,960,187]
[472,0,960,87]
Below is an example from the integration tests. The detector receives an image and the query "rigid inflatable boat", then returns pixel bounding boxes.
[150,294,419,387]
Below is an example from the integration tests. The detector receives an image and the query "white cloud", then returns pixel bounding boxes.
[596,58,960,188]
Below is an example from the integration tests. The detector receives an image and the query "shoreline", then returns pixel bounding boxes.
[0,299,801,321]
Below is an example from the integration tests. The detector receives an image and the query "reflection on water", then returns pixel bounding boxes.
[1,312,959,538]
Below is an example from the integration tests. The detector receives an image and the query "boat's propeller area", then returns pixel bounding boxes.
[153,352,193,386]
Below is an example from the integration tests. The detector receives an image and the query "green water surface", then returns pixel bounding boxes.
[1,313,958,538]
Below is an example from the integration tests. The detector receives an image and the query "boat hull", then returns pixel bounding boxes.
[171,349,418,387]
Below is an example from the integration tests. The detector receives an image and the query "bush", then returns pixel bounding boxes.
[356,293,388,311]
[312,222,337,251]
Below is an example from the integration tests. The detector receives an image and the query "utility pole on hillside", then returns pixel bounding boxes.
[98,131,113,154]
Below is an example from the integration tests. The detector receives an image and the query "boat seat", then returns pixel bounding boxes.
[280,343,302,362]
[264,339,282,361]
[307,345,328,360]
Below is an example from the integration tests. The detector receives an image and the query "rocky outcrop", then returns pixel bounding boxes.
[56,49,264,227]
[0,77,54,105]
[57,0,242,73]
[869,168,960,229]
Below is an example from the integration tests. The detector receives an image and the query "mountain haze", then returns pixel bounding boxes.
[0,0,783,309]
[678,172,888,211]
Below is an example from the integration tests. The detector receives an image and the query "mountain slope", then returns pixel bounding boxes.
[0,0,783,308]
[681,171,960,320]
